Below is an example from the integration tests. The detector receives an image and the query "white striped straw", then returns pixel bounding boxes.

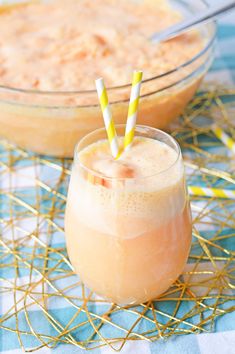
[212,124,235,154]
[188,186,235,199]
[95,78,120,159]
[124,70,143,150]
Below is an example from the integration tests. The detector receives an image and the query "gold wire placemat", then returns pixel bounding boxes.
[0,87,235,352]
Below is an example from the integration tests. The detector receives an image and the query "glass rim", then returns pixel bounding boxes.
[74,125,182,181]
[0,0,216,99]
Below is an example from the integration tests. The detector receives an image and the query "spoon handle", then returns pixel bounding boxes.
[151,1,235,43]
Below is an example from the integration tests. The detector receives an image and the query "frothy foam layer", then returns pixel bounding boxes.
[67,137,186,238]
[0,0,204,92]
[79,137,179,180]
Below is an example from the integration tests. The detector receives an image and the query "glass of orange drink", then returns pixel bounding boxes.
[65,125,192,305]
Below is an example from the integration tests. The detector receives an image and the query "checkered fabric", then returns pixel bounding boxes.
[0,0,235,353]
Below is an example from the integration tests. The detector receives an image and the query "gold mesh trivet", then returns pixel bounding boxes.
[0,87,234,352]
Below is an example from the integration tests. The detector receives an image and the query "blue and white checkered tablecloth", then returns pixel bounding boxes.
[0,1,235,353]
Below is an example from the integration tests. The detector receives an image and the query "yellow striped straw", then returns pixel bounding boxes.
[212,124,235,154]
[188,186,235,200]
[95,78,120,159]
[124,70,143,150]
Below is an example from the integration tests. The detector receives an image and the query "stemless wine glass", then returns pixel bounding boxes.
[65,125,192,305]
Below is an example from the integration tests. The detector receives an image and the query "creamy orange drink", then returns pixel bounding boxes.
[0,0,204,91]
[0,0,214,156]
[65,126,192,304]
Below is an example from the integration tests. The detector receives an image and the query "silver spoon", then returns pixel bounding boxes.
[151,0,235,43]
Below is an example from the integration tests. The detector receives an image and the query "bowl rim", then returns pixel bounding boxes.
[0,0,217,97]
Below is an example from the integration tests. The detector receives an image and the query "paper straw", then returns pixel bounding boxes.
[124,70,143,150]
[95,78,120,159]
[212,124,235,154]
[188,186,235,199]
